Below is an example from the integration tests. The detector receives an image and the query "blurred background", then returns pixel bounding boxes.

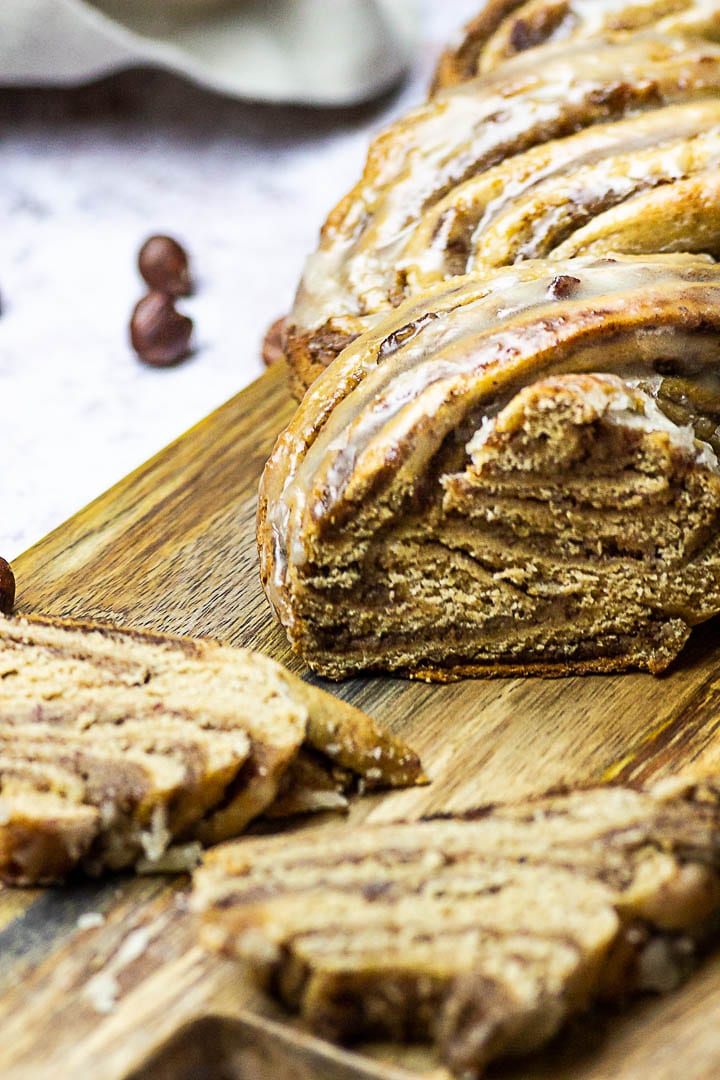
[2,1,479,559]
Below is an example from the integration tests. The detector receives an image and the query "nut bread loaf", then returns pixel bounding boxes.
[432,0,720,90]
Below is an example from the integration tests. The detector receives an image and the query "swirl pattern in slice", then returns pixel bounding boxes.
[260,254,720,679]
[193,774,720,1076]
[0,614,424,882]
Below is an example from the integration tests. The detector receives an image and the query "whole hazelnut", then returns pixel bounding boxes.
[262,316,287,367]
[130,292,194,367]
[0,558,15,615]
[138,235,192,297]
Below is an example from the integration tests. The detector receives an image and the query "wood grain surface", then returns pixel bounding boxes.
[3,361,720,1080]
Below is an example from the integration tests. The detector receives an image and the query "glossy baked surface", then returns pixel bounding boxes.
[285,34,720,393]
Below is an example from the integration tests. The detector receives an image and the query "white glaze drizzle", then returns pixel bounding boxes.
[292,35,720,335]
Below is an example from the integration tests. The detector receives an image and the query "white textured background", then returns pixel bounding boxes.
[2,2,479,559]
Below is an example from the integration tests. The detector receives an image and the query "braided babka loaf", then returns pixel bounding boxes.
[284,34,720,395]
[259,254,720,679]
[433,0,720,90]
[193,774,720,1077]
[0,613,422,883]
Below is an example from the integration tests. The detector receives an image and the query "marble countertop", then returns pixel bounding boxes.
[3,1,480,562]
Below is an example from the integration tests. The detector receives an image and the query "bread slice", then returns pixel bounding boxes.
[193,775,720,1076]
[260,254,720,679]
[0,613,423,883]
[432,0,720,90]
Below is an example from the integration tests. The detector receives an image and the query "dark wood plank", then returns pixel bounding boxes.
[3,362,720,1078]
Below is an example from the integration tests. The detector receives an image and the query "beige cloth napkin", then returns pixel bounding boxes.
[1,0,418,104]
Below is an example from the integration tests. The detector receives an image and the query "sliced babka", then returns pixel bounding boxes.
[259,254,720,679]
[193,774,720,1077]
[285,35,720,394]
[0,613,423,883]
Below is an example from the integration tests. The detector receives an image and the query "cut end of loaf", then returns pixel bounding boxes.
[266,363,720,680]
[259,252,720,682]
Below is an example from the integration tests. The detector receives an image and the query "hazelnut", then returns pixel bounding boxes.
[548,274,581,300]
[0,558,15,614]
[138,235,192,297]
[130,292,193,367]
[262,316,287,367]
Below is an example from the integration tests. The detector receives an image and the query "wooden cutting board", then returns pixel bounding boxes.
[3,361,720,1080]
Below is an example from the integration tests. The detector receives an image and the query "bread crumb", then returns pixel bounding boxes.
[135,842,202,875]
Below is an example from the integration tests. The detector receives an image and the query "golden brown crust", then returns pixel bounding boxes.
[288,677,427,786]
[395,651,679,683]
[284,322,362,398]
[261,316,288,368]
[431,0,545,91]
[14,609,208,654]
